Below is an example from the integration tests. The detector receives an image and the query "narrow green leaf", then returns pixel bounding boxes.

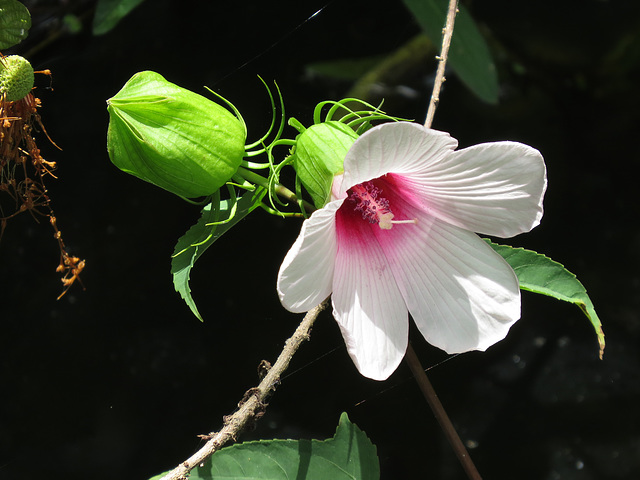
[171,187,266,321]
[402,0,499,104]
[488,241,605,358]
[0,0,31,49]
[93,0,146,35]
[150,413,379,480]
[306,55,388,81]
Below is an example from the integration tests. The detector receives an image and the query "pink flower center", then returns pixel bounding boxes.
[347,180,416,230]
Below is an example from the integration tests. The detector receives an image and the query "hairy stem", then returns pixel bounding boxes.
[424,0,459,129]
[158,300,329,480]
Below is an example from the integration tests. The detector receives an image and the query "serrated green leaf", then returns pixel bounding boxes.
[150,413,379,480]
[0,0,31,49]
[172,187,267,321]
[402,0,499,104]
[93,0,146,35]
[488,241,605,358]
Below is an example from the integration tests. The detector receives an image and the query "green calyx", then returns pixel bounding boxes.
[106,71,247,199]
[0,55,34,102]
[290,121,358,209]
[279,98,409,211]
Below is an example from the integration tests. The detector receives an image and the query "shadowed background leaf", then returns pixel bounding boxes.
[403,0,499,104]
[93,0,147,35]
[0,0,31,49]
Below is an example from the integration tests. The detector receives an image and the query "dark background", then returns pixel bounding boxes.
[2,0,639,479]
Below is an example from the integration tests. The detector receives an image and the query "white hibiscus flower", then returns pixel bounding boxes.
[277,122,547,380]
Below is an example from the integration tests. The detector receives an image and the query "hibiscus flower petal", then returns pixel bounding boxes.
[339,122,458,197]
[395,139,547,238]
[371,185,520,353]
[333,208,409,381]
[277,201,341,313]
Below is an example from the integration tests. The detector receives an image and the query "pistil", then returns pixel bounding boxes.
[349,181,416,230]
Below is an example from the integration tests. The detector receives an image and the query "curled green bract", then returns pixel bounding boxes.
[268,98,407,211]
[106,71,247,199]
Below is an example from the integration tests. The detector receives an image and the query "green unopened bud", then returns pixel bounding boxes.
[291,121,358,208]
[107,71,246,198]
[0,55,34,102]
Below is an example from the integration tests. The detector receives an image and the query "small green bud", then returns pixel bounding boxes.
[107,71,247,198]
[291,121,358,208]
[0,55,34,102]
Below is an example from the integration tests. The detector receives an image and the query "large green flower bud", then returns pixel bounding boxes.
[107,71,246,198]
[291,121,358,208]
[0,55,33,101]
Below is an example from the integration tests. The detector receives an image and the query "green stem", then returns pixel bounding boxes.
[236,166,315,213]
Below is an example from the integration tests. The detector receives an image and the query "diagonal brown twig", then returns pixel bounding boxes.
[414,1,483,478]
[158,300,328,480]
[424,0,459,129]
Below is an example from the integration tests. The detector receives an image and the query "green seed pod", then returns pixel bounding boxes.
[0,55,34,102]
[291,121,358,208]
[107,71,247,198]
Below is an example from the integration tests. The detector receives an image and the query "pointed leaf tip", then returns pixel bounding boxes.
[488,241,605,358]
[171,188,267,320]
[149,413,379,480]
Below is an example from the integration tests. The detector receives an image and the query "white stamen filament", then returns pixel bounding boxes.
[378,213,418,230]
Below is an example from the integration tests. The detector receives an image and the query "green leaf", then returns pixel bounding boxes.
[93,0,146,35]
[0,0,31,49]
[402,0,499,104]
[488,241,605,358]
[306,55,388,81]
[62,14,83,34]
[172,187,267,321]
[150,413,379,480]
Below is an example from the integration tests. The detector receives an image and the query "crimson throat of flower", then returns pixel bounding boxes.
[349,181,417,230]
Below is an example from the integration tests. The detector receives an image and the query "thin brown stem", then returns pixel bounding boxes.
[415,2,482,477]
[424,0,459,129]
[158,300,329,480]
[405,344,482,480]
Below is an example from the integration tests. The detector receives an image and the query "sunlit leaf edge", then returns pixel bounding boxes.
[171,187,267,321]
[487,240,605,359]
